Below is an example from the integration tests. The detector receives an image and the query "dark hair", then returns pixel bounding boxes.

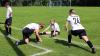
[5,2,10,6]
[39,22,45,28]
[69,9,76,15]
[69,9,74,13]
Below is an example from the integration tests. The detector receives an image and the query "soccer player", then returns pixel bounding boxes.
[15,23,44,46]
[40,19,60,37]
[5,2,12,36]
[66,9,96,53]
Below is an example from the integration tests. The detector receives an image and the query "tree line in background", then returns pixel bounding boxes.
[0,0,100,6]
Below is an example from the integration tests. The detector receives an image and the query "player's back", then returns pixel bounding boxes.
[24,23,39,30]
[67,14,84,30]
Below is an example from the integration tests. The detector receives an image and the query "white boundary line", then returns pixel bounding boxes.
[11,36,52,56]
[29,43,52,56]
[0,27,52,56]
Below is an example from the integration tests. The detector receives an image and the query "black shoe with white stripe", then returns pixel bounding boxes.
[68,43,71,48]
[91,47,96,54]
[15,41,19,46]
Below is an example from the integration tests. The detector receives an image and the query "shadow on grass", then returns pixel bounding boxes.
[0,28,25,56]
[55,39,91,53]
[55,39,69,46]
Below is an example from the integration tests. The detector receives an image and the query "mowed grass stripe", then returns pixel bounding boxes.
[0,32,52,56]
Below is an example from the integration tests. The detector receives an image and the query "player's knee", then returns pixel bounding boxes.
[5,24,8,27]
[82,36,89,42]
[8,25,11,28]
[24,38,29,44]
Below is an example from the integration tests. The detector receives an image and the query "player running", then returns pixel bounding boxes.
[15,23,44,46]
[66,9,96,53]
[5,2,12,36]
[40,19,60,37]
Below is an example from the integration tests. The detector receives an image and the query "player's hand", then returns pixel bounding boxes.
[64,25,67,31]
[65,28,67,31]
[65,26,67,31]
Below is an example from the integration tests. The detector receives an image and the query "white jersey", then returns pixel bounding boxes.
[51,22,60,31]
[24,23,39,30]
[6,6,12,19]
[67,14,85,30]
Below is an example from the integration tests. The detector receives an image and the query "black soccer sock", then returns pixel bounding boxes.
[86,41,93,48]
[39,32,46,35]
[68,34,72,43]
[9,27,12,35]
[5,26,8,35]
[43,32,46,35]
[19,40,26,45]
[51,31,54,37]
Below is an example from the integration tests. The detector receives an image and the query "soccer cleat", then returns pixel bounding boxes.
[15,41,19,46]
[91,47,96,54]
[68,43,71,48]
[36,41,41,45]
[7,34,11,38]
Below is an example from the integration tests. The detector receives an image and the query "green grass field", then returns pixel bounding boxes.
[0,6,100,56]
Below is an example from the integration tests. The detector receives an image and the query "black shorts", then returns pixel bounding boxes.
[5,17,12,26]
[71,29,87,39]
[51,31,60,35]
[22,28,33,38]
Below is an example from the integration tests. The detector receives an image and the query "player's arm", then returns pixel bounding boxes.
[42,25,50,32]
[65,21,69,32]
[34,29,41,42]
[9,12,12,17]
[66,16,70,32]
[9,8,12,17]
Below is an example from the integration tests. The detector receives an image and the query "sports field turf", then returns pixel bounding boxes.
[0,6,100,56]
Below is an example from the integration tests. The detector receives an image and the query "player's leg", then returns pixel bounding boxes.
[24,37,29,44]
[5,25,9,35]
[8,17,12,35]
[67,30,73,47]
[52,31,60,37]
[36,35,42,43]
[23,28,32,44]
[82,36,96,53]
[39,31,51,35]
[15,28,30,46]
[15,36,29,46]
[55,31,60,35]
[51,31,56,37]
[57,31,60,35]
[5,19,9,35]
[80,30,96,53]
[68,30,72,44]
[8,25,11,35]
[15,33,30,46]
[22,34,30,44]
